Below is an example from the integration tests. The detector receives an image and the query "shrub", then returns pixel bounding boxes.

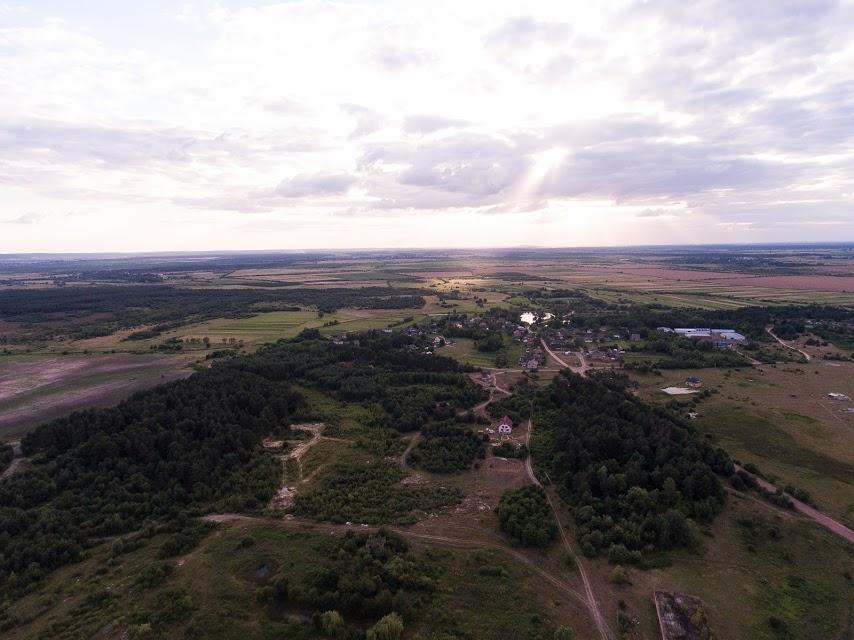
[366,612,404,640]
[496,485,558,547]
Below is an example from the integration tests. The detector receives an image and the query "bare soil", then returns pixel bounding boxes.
[0,353,193,439]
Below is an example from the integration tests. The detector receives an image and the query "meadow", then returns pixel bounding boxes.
[631,361,854,528]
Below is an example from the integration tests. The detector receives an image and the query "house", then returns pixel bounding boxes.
[686,376,702,389]
[497,415,513,435]
[630,333,641,342]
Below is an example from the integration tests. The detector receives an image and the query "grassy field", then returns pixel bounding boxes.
[124,308,428,352]
[631,361,854,527]
[440,338,523,369]
[3,521,576,640]
[603,490,854,640]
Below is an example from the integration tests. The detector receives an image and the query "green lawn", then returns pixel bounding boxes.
[441,337,523,368]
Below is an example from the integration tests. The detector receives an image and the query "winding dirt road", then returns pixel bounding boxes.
[200,513,588,608]
[766,325,811,362]
[541,340,591,376]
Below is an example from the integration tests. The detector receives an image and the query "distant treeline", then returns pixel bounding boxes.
[0,285,425,341]
[572,304,854,342]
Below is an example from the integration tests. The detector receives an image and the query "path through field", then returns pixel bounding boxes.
[734,465,854,544]
[541,339,590,376]
[200,513,589,608]
[267,423,325,510]
[526,413,616,640]
[766,325,811,362]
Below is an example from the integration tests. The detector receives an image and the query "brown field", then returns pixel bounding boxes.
[0,353,195,440]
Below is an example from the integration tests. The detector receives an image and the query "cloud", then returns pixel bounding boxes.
[485,16,571,49]
[403,115,469,134]
[2,1,853,248]
[341,104,383,139]
[636,209,676,218]
[276,172,356,198]
[371,44,434,71]
[3,212,42,224]
[263,98,306,115]
[539,141,800,201]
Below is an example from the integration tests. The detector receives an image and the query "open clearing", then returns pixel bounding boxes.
[440,337,522,368]
[632,358,854,528]
[0,353,193,439]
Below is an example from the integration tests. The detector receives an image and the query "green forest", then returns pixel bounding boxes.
[496,486,557,547]
[0,285,426,342]
[531,371,733,562]
[0,333,485,596]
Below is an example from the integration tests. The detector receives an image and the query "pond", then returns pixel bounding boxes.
[520,311,554,324]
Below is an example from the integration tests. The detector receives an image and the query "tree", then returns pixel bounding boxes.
[554,627,573,640]
[320,610,344,638]
[366,612,404,640]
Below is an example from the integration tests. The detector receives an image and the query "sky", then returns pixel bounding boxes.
[1,0,853,252]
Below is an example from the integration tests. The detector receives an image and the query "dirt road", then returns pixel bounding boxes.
[267,423,325,509]
[735,465,853,544]
[0,442,23,480]
[200,513,588,608]
[526,414,616,640]
[766,325,811,362]
[399,432,420,472]
[541,340,590,376]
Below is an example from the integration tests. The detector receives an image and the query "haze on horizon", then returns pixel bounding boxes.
[1,0,853,253]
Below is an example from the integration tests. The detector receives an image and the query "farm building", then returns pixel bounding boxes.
[828,392,850,401]
[666,327,747,346]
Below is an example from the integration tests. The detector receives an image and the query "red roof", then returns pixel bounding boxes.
[499,415,513,427]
